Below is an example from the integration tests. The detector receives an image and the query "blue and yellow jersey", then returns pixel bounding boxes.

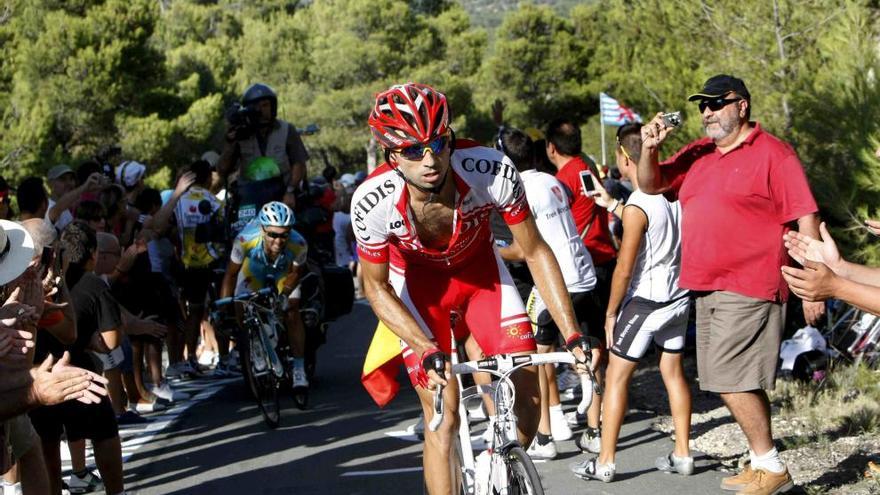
[230,219,308,295]
[173,186,223,268]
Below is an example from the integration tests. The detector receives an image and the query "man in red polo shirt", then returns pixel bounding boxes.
[545,118,617,448]
[637,75,821,495]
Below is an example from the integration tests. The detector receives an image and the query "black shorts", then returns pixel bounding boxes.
[28,396,118,443]
[181,267,214,306]
[528,289,603,346]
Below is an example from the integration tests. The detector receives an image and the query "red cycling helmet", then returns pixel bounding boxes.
[368,83,450,150]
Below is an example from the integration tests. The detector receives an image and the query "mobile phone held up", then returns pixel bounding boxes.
[579,170,596,196]
[661,111,682,129]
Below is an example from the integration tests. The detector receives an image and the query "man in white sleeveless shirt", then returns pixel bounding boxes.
[572,123,694,483]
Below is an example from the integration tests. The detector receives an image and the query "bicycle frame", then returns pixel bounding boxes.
[214,287,286,380]
[429,334,581,493]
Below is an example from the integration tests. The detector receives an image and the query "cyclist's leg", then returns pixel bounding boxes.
[415,368,462,495]
[284,286,305,358]
[391,264,468,493]
[463,335,496,417]
[464,251,539,447]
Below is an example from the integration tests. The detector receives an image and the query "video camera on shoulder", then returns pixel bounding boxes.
[225,102,261,141]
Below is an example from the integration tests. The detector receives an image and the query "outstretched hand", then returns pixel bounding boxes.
[781,260,838,302]
[866,219,880,236]
[783,222,842,272]
[588,175,614,209]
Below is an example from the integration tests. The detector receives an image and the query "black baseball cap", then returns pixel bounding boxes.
[688,74,751,101]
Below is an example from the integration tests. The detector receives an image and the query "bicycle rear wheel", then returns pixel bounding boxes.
[500,446,544,495]
[240,331,281,428]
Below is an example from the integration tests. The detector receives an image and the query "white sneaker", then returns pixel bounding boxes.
[198,350,217,366]
[2,482,23,495]
[571,457,615,482]
[133,399,167,414]
[165,361,194,381]
[151,382,191,402]
[527,438,558,460]
[550,405,573,441]
[67,469,103,494]
[575,427,601,454]
[292,367,309,389]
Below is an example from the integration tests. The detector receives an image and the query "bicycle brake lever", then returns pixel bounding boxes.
[428,385,444,432]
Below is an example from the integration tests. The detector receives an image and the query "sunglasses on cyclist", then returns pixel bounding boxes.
[697,97,742,113]
[397,134,450,161]
[263,229,290,240]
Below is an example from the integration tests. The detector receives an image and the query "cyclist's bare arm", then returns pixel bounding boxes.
[508,215,581,347]
[220,261,242,300]
[361,259,446,387]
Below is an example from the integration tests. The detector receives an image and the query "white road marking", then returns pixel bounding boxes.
[341,467,424,476]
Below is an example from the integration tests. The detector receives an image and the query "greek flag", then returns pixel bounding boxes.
[600,92,641,127]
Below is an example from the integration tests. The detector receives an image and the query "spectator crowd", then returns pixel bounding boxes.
[1,73,878,495]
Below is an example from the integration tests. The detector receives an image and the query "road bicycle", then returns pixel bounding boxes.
[212,287,288,428]
[429,317,596,494]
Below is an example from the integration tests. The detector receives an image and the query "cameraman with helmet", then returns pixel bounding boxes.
[217,83,310,233]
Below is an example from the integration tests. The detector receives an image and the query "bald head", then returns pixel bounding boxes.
[95,232,121,276]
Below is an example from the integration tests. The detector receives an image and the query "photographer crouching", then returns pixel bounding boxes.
[217,83,310,235]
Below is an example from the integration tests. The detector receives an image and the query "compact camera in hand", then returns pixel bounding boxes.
[661,111,682,129]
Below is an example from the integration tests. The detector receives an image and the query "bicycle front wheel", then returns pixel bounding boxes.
[500,446,544,495]
[241,332,281,428]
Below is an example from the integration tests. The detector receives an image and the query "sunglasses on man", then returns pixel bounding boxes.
[263,229,290,240]
[697,96,742,113]
[397,134,450,161]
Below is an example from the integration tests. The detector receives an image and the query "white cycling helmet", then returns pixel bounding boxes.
[258,201,295,228]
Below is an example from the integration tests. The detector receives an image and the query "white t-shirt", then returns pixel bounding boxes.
[625,190,687,302]
[520,170,596,293]
[46,198,74,232]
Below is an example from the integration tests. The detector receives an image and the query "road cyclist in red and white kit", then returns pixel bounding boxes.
[353,82,592,494]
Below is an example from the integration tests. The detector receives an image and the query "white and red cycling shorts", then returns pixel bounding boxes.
[393,246,536,389]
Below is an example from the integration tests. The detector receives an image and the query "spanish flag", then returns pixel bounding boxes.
[361,321,403,407]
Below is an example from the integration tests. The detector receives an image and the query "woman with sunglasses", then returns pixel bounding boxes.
[355,82,590,494]
[218,201,311,400]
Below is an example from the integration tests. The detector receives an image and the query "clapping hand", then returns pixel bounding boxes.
[33,352,109,405]
[783,222,842,271]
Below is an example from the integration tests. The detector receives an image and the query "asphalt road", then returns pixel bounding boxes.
[121,301,727,494]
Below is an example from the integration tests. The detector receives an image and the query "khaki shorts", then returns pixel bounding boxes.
[695,291,784,393]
